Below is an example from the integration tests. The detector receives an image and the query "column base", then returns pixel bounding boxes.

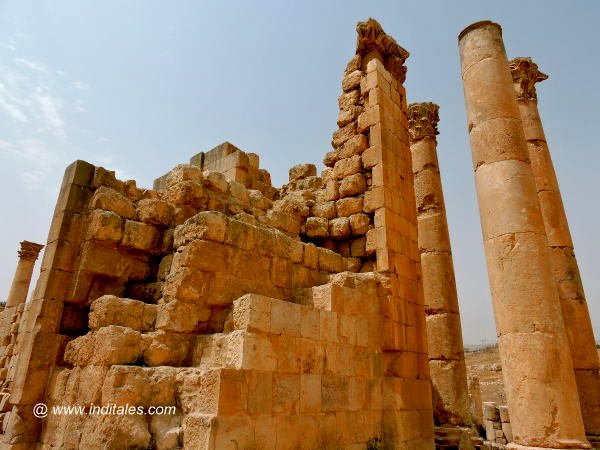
[508,441,592,450]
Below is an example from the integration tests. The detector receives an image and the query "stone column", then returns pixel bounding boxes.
[5,241,44,307]
[510,57,600,438]
[458,21,589,450]
[409,102,471,427]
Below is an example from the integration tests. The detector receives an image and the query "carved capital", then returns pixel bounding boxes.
[17,241,44,261]
[408,102,440,142]
[356,18,409,82]
[509,57,548,101]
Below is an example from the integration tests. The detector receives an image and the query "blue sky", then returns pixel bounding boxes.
[0,0,598,344]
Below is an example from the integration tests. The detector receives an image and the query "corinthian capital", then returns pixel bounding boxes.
[356,18,409,82]
[17,241,44,261]
[408,102,440,142]
[509,57,548,101]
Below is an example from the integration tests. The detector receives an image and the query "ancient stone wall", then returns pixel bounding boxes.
[0,18,437,450]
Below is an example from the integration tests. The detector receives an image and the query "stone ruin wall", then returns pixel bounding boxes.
[0,19,436,450]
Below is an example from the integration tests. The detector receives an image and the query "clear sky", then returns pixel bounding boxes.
[0,0,598,345]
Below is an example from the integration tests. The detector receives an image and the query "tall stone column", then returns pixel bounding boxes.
[408,102,471,427]
[5,241,44,307]
[458,21,589,450]
[510,57,600,438]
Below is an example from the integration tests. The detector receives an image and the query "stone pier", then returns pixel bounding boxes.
[458,21,589,450]
[408,102,471,427]
[509,57,600,439]
[5,241,44,308]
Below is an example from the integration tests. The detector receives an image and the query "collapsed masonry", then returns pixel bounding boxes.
[0,16,597,450]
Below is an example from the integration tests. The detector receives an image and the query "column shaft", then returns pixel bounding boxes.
[6,241,44,307]
[458,21,588,449]
[510,57,600,437]
[409,102,471,426]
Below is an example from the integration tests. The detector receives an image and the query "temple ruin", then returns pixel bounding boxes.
[0,17,597,450]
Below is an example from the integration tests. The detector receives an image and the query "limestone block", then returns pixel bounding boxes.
[173,211,228,248]
[202,171,229,193]
[150,411,182,450]
[90,186,136,219]
[155,300,211,333]
[89,295,146,330]
[289,163,317,182]
[175,239,232,273]
[312,201,337,219]
[339,89,360,110]
[337,105,362,128]
[483,402,500,421]
[318,248,344,273]
[86,209,122,243]
[231,294,272,334]
[136,198,173,227]
[333,155,362,179]
[340,133,369,159]
[79,413,151,449]
[336,196,363,217]
[325,179,340,201]
[249,189,272,211]
[332,122,357,149]
[322,374,348,412]
[303,243,319,270]
[362,145,381,170]
[349,213,371,236]
[165,164,204,187]
[64,325,142,366]
[342,69,362,92]
[306,217,329,238]
[224,219,256,251]
[498,405,509,422]
[329,217,351,239]
[273,373,300,414]
[323,150,339,168]
[340,173,367,198]
[142,331,191,366]
[300,307,320,340]
[270,300,301,336]
[164,180,205,208]
[502,421,513,442]
[101,365,177,408]
[79,241,149,280]
[163,266,211,303]
[157,254,173,281]
[121,220,162,252]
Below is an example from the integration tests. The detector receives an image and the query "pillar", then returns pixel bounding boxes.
[458,21,589,449]
[5,241,44,307]
[510,57,600,439]
[408,102,471,427]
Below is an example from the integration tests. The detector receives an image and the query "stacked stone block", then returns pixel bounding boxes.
[0,17,437,449]
[483,402,512,448]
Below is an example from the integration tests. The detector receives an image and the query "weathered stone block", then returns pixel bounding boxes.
[86,209,122,243]
[136,198,173,227]
[89,295,146,331]
[174,211,228,248]
[90,186,136,219]
[339,173,367,198]
[64,325,142,366]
